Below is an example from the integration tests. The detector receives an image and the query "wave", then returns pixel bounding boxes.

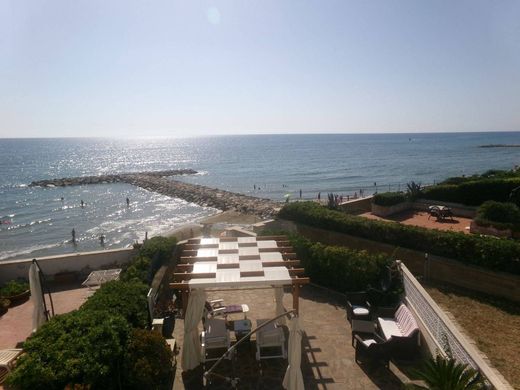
[4,218,52,231]
[0,241,62,261]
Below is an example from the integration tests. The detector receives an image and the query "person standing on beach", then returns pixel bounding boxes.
[318,192,321,201]
[299,189,302,199]
[99,234,105,246]
[71,228,76,243]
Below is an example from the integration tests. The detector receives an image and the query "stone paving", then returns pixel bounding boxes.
[0,282,89,350]
[173,285,404,389]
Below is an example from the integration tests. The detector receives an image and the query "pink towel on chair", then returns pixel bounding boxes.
[224,304,243,314]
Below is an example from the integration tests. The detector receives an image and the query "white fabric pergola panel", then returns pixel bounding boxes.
[238,247,260,256]
[259,252,284,262]
[185,237,294,288]
[200,238,219,245]
[188,266,291,288]
[257,240,278,249]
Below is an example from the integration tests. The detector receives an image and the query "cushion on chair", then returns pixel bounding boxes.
[352,306,370,316]
[378,317,402,340]
[378,304,419,340]
[362,339,377,347]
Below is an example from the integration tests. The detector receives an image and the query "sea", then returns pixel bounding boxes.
[1,132,520,261]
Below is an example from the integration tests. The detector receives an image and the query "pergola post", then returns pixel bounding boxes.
[181,289,190,318]
[292,282,300,315]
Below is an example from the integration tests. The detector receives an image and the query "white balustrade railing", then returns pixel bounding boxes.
[399,261,512,389]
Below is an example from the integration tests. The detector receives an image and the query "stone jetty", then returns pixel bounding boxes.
[29,169,281,218]
[28,169,197,187]
[125,174,281,218]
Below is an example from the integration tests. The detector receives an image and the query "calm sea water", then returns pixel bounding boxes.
[1,133,519,261]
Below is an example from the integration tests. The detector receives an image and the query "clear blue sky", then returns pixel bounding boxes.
[1,0,519,137]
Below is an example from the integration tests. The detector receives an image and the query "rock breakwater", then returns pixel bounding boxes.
[125,174,281,218]
[29,169,281,218]
[28,169,197,187]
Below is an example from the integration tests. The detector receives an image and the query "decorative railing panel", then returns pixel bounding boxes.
[400,262,511,389]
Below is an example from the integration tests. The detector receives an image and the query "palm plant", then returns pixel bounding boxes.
[414,355,485,390]
[327,193,339,210]
[406,181,423,201]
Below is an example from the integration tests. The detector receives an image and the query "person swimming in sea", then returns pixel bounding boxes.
[80,200,85,208]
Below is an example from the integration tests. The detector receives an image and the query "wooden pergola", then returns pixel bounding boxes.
[170,235,309,316]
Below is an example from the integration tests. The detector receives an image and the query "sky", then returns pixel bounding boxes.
[1,0,519,138]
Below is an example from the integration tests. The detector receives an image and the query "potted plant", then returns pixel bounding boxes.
[0,298,10,316]
[0,279,30,306]
[413,355,485,389]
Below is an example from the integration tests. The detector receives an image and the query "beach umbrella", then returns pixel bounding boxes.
[29,263,46,332]
[283,316,304,390]
[274,286,286,325]
[181,289,207,371]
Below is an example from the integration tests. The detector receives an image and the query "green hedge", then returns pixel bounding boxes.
[6,310,130,390]
[81,280,150,328]
[372,192,408,206]
[123,329,174,390]
[122,236,177,285]
[288,234,390,292]
[474,201,520,231]
[7,236,177,389]
[279,202,520,275]
[422,177,520,206]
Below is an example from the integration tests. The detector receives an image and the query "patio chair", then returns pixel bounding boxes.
[353,333,396,368]
[255,319,287,360]
[201,318,232,362]
[0,348,23,384]
[346,291,371,323]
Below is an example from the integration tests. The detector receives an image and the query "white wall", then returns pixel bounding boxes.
[0,248,136,284]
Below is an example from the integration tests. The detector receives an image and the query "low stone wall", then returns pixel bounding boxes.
[338,196,372,214]
[0,248,136,284]
[469,221,512,238]
[371,201,412,217]
[263,219,520,302]
[413,199,477,218]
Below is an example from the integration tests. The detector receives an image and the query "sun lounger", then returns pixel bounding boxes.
[0,348,23,384]
[201,318,232,362]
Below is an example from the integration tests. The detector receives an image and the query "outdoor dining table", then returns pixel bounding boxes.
[428,205,453,220]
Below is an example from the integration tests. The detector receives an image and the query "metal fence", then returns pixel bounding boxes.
[400,262,510,389]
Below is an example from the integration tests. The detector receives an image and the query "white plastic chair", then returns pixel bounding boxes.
[255,319,287,360]
[201,318,232,362]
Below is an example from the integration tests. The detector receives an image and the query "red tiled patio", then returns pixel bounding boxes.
[173,285,408,389]
[0,283,89,350]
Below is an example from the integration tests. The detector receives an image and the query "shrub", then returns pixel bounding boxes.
[138,236,177,277]
[279,202,520,275]
[372,192,407,206]
[6,310,130,390]
[0,279,29,297]
[123,329,173,390]
[423,177,520,206]
[475,201,520,231]
[81,280,149,328]
[288,234,390,292]
[121,255,152,284]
